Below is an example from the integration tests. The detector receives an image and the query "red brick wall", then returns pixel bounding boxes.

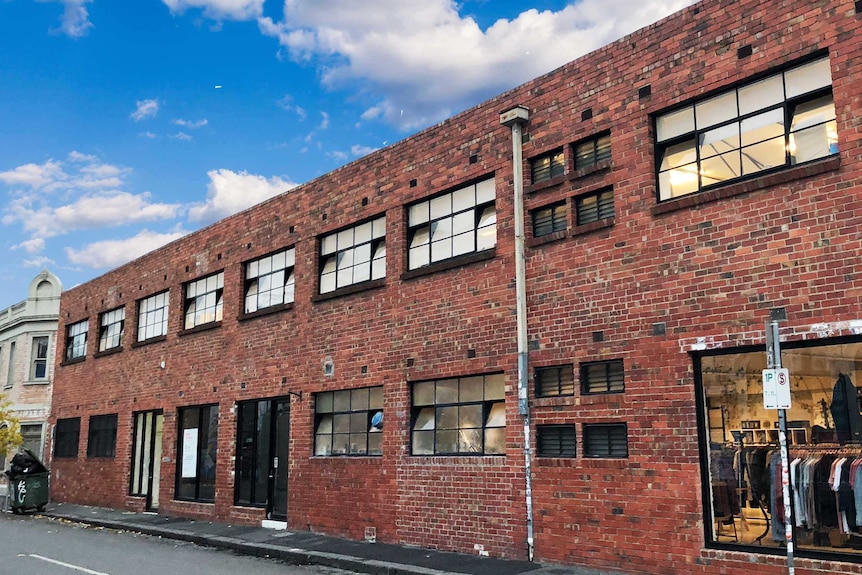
[50,0,862,573]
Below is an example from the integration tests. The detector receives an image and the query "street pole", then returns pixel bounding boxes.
[765,320,794,575]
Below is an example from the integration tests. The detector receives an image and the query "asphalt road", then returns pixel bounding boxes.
[0,512,350,575]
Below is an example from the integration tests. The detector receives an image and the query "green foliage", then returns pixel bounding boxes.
[0,393,24,456]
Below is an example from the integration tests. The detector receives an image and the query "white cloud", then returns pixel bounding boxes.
[277,95,307,121]
[174,118,209,129]
[169,132,193,141]
[0,152,127,193]
[22,255,56,269]
[351,144,378,157]
[162,0,264,20]
[138,131,158,139]
[0,160,65,189]
[14,238,46,254]
[188,169,298,223]
[319,111,329,130]
[259,0,698,129]
[66,229,187,269]
[36,0,93,37]
[130,99,160,122]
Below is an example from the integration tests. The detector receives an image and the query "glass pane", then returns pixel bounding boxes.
[451,211,473,235]
[316,414,333,433]
[372,217,386,239]
[437,406,458,429]
[475,178,495,204]
[660,139,696,171]
[695,91,737,130]
[410,226,430,248]
[484,374,505,400]
[429,194,451,220]
[741,137,786,175]
[431,240,452,263]
[659,162,699,200]
[452,185,474,212]
[350,412,367,433]
[331,434,349,455]
[414,407,435,431]
[700,123,740,158]
[486,402,506,427]
[459,429,482,453]
[738,74,784,116]
[436,430,458,453]
[459,404,483,428]
[656,105,694,141]
[333,390,351,411]
[436,379,458,403]
[701,150,741,186]
[351,388,369,410]
[321,234,337,255]
[368,432,382,455]
[431,216,452,242]
[412,430,434,454]
[354,222,372,244]
[320,272,336,294]
[369,386,383,409]
[484,428,505,454]
[414,382,435,406]
[784,57,831,98]
[349,433,367,455]
[409,247,429,270]
[336,228,353,250]
[315,434,331,456]
[740,108,784,147]
[459,376,484,402]
[408,201,429,225]
[333,414,350,433]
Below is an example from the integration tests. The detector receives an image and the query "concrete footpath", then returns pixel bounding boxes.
[0,495,638,575]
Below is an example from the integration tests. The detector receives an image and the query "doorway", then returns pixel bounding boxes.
[235,398,290,521]
[130,411,163,511]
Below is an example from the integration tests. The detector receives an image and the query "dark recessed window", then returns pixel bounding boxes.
[314,386,383,456]
[184,272,224,329]
[656,56,837,201]
[537,425,577,457]
[319,217,385,294]
[532,202,567,238]
[87,414,118,458]
[64,319,88,361]
[581,360,625,394]
[574,133,611,171]
[54,417,81,458]
[583,423,628,458]
[535,365,575,397]
[530,150,565,183]
[244,247,296,312]
[137,291,169,342]
[98,307,125,352]
[411,374,505,455]
[176,404,219,503]
[575,188,614,225]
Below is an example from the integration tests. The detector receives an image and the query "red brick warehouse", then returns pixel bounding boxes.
[49,0,862,573]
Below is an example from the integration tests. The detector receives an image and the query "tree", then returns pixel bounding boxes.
[0,393,24,467]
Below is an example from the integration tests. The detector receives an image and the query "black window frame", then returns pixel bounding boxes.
[313,386,383,457]
[655,55,837,202]
[531,202,567,238]
[137,290,169,342]
[175,404,219,503]
[575,188,614,226]
[537,424,577,458]
[183,272,224,330]
[410,373,506,456]
[318,216,386,295]
[98,306,125,352]
[244,247,296,313]
[54,417,81,458]
[86,414,118,458]
[64,319,88,361]
[574,132,611,171]
[580,359,625,394]
[583,423,628,458]
[535,364,575,397]
[530,149,565,183]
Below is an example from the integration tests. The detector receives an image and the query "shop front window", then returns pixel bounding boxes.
[699,337,862,557]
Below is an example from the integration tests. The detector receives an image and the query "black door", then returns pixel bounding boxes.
[235,398,290,521]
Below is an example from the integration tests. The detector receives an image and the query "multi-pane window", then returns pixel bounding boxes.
[319,217,386,294]
[575,188,614,225]
[64,319,88,361]
[535,365,575,397]
[314,386,383,456]
[574,133,611,171]
[137,291,169,342]
[245,248,296,312]
[532,202,567,237]
[411,374,505,455]
[30,336,49,380]
[98,307,125,352]
[176,404,219,502]
[583,423,628,458]
[184,272,224,329]
[55,417,81,458]
[408,178,496,270]
[87,414,118,458]
[531,149,565,183]
[537,425,577,458]
[581,360,625,394]
[656,56,837,200]
[5,342,15,387]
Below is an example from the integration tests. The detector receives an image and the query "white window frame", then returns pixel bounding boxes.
[29,335,50,380]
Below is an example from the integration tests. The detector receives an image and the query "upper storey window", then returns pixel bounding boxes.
[319,216,386,294]
[407,177,496,270]
[65,319,88,361]
[245,248,295,312]
[656,56,837,201]
[98,307,125,352]
[530,149,565,183]
[137,291,169,342]
[184,272,224,329]
[574,133,611,171]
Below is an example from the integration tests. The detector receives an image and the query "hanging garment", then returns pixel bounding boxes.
[830,373,862,444]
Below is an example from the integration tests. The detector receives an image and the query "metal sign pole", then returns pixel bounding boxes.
[766,320,795,575]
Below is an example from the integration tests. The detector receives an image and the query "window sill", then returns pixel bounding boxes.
[526,174,566,195]
[527,230,567,248]
[238,302,294,321]
[533,395,577,408]
[652,155,840,216]
[312,279,385,303]
[60,356,86,367]
[131,335,167,349]
[568,159,613,181]
[572,217,614,237]
[94,346,123,359]
[23,380,50,386]
[401,248,497,281]
[178,321,222,337]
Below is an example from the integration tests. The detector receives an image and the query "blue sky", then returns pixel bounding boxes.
[0,0,696,309]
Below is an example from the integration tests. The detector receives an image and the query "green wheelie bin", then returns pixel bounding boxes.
[8,471,49,514]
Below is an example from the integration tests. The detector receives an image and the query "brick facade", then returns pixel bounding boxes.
[50,1,862,573]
